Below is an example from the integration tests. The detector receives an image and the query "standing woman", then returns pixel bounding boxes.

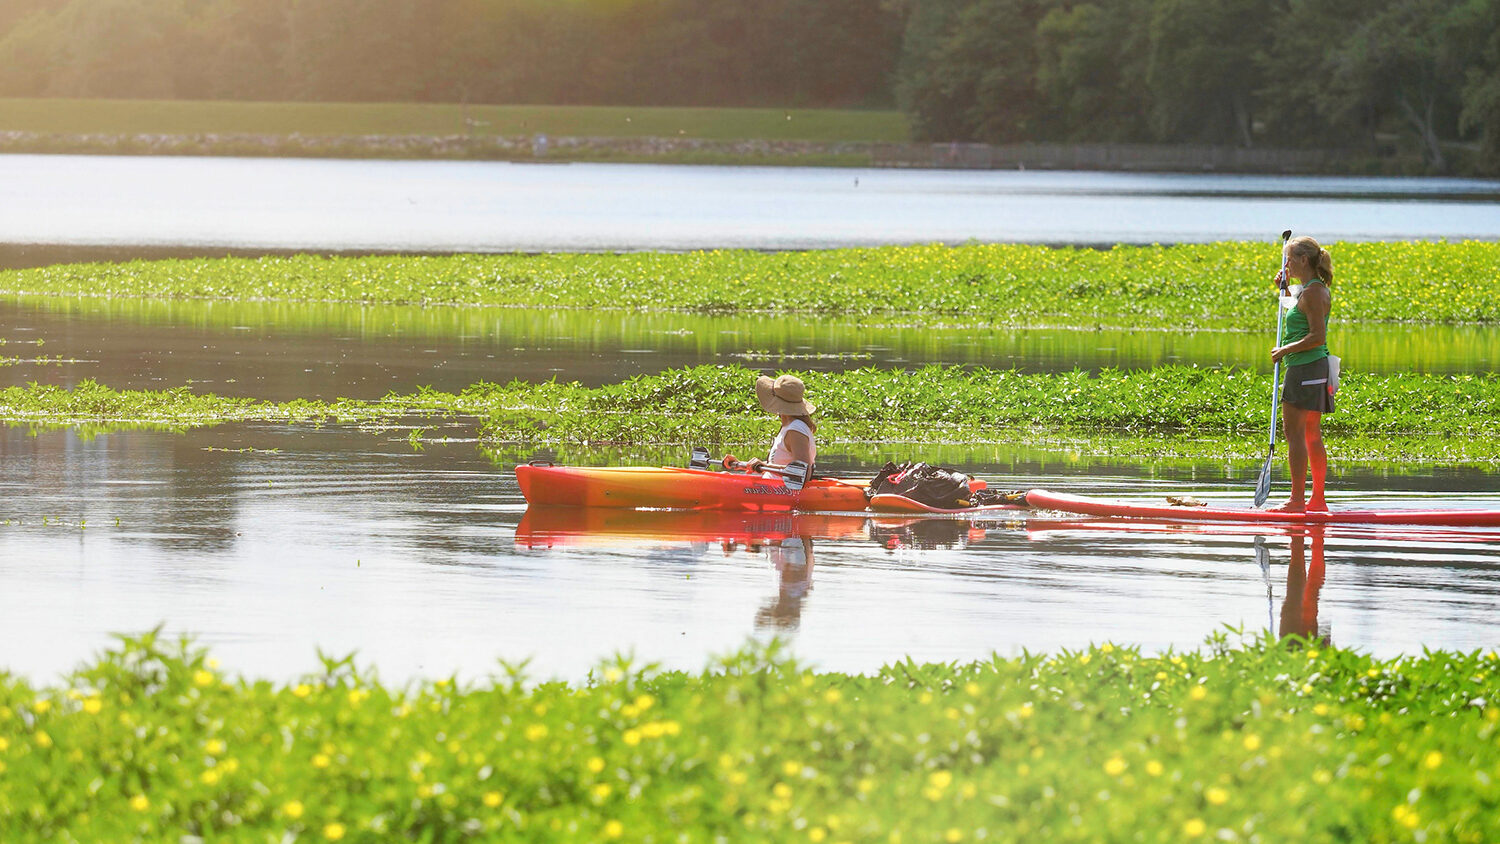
[1270,236,1335,512]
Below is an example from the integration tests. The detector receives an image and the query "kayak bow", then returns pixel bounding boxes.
[515,464,869,511]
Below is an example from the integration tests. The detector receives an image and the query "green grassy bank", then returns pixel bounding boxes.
[0,99,910,143]
[5,365,1499,464]
[5,242,1498,328]
[2,633,1497,842]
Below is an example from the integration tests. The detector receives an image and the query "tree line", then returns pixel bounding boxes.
[894,0,1500,173]
[2,0,1497,172]
[0,0,902,108]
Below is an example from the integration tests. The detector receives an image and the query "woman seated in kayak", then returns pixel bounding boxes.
[1271,236,1335,513]
[722,373,817,477]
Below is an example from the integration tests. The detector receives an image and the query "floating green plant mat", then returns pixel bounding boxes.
[3,366,1499,465]
[1,633,1497,842]
[4,241,1498,327]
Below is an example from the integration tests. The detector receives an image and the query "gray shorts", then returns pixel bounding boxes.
[1281,357,1335,414]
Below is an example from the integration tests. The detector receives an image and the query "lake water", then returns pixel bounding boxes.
[3,298,1495,402]
[4,154,1499,684]
[2,424,1497,683]
[3,154,1500,255]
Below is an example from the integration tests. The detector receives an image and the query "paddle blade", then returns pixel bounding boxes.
[1253,452,1275,508]
[781,460,810,491]
[1253,535,1270,574]
[688,447,710,470]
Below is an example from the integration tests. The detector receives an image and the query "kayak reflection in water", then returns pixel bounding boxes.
[1278,527,1330,647]
[752,535,814,630]
[1270,236,1336,513]
[722,373,817,478]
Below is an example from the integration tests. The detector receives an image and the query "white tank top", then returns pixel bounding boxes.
[767,418,816,469]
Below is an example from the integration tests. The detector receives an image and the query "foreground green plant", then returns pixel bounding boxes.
[5,241,1499,327]
[1,632,1497,842]
[5,364,1500,464]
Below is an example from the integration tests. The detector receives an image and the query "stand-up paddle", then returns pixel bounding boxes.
[1254,230,1294,508]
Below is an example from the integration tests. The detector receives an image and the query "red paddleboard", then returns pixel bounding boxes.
[868,493,1026,515]
[1024,489,1500,528]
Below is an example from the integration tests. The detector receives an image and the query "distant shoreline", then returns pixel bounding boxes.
[0,128,1431,177]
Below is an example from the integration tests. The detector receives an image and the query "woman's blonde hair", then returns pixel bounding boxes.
[1288,236,1333,284]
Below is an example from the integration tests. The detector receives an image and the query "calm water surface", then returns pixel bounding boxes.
[4,154,1500,252]
[2,424,1497,683]
[3,298,1495,400]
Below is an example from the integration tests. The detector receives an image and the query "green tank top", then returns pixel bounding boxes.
[1279,280,1331,367]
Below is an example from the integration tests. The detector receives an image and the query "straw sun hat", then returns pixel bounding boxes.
[755,374,816,416]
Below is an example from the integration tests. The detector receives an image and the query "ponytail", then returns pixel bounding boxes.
[1287,236,1333,286]
[1315,248,1333,285]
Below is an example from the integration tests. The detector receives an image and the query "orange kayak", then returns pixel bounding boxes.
[515,464,870,511]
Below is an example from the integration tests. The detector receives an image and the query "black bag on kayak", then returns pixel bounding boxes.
[867,461,974,509]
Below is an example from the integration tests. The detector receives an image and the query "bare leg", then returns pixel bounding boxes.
[1304,412,1328,511]
[1271,403,1309,512]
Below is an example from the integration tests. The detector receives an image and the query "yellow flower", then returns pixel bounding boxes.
[824,688,843,704]
[1101,643,1115,654]
[1313,703,1330,716]
[35,731,53,749]
[857,778,874,793]
[634,694,655,711]
[0,737,8,752]
[587,756,606,773]
[1018,703,1034,719]
[1366,668,1380,678]
[773,782,793,799]
[83,698,102,715]
[592,783,613,800]
[312,753,331,769]
[1424,751,1443,769]
[603,820,624,839]
[1312,769,1332,784]
[293,684,312,698]
[944,829,963,843]
[1204,787,1228,805]
[1183,818,1206,837]
[129,794,150,812]
[642,721,666,739]
[663,720,681,736]
[603,667,624,682]
[1104,757,1127,776]
[809,828,828,842]
[483,791,503,807]
[623,729,641,746]
[1189,686,1208,701]
[283,800,304,819]
[728,771,748,785]
[200,768,222,786]
[193,670,215,687]
[783,760,803,777]
[33,700,52,715]
[1243,735,1262,751]
[1155,672,1168,681]
[1146,760,1164,777]
[323,822,346,840]
[525,724,548,741]
[1307,649,1320,659]
[206,739,226,755]
[928,770,952,789]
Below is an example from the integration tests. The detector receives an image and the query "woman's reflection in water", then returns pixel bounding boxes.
[752,536,813,631]
[1279,526,1331,646]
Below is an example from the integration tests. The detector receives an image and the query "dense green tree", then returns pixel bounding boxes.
[1460,0,1500,172]
[1035,0,1152,141]
[1145,0,1273,146]
[895,0,1051,141]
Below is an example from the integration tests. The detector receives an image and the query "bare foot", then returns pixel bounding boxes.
[1305,499,1329,513]
[1265,499,1306,513]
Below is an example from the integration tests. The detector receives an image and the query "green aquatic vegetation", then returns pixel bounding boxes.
[467,364,1500,459]
[4,365,1500,465]
[5,241,1500,327]
[1,632,1498,842]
